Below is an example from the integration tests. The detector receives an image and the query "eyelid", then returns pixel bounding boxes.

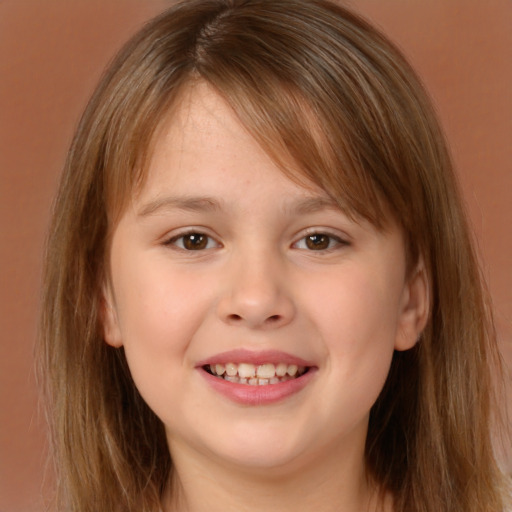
[160,226,350,252]
[163,228,222,251]
[292,228,351,251]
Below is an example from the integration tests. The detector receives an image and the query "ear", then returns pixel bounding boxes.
[99,283,123,348]
[395,260,429,351]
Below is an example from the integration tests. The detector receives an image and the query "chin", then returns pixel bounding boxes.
[202,421,315,473]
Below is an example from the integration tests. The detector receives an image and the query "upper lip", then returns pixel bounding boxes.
[196,348,315,368]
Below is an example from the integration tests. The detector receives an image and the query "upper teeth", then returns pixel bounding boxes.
[210,362,305,379]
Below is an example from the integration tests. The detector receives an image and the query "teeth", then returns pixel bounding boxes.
[275,363,287,377]
[225,363,237,376]
[256,363,275,379]
[287,364,298,377]
[208,362,309,385]
[238,363,256,378]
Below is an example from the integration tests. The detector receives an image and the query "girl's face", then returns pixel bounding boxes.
[103,83,427,476]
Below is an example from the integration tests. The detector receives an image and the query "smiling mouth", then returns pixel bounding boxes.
[203,362,309,386]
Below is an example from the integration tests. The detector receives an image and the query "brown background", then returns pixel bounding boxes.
[1,1,510,511]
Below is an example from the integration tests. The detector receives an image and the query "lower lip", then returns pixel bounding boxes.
[198,368,317,405]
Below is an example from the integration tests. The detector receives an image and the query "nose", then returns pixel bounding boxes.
[216,251,296,330]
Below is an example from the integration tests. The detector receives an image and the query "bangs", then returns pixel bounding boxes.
[118,67,394,233]
[104,0,432,242]
[185,0,427,233]
[204,72,392,229]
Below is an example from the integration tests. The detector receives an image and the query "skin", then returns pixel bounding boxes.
[102,83,428,512]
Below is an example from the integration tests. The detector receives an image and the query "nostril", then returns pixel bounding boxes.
[225,313,281,325]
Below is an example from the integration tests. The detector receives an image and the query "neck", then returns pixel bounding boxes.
[163,437,391,512]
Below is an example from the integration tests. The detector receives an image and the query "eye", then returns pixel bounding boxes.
[293,232,347,251]
[166,232,219,251]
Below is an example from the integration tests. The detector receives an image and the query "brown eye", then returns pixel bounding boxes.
[305,234,331,250]
[293,232,346,252]
[169,233,217,251]
[183,234,208,250]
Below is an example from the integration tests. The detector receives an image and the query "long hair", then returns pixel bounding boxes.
[39,1,509,510]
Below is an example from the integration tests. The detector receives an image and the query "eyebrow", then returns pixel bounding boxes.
[137,195,223,217]
[288,196,343,215]
[137,194,343,218]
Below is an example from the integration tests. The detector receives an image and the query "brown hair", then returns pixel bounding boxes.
[39,1,509,510]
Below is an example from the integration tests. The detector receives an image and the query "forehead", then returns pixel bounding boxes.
[124,79,395,236]
[137,82,326,205]
[148,83,253,178]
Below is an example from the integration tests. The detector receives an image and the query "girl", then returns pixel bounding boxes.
[39,0,510,511]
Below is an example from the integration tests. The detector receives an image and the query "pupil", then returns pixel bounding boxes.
[184,234,207,250]
[306,234,329,250]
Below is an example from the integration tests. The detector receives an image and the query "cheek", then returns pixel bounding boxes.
[112,254,212,346]
[109,256,217,399]
[306,267,402,423]
[312,264,404,351]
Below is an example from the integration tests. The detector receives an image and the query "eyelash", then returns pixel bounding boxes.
[163,230,349,252]
[164,231,220,251]
[292,232,349,252]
